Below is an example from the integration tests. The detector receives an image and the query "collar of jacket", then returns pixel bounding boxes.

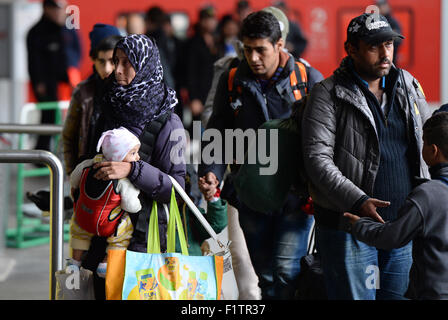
[332,57,406,133]
[232,50,295,121]
[429,162,448,179]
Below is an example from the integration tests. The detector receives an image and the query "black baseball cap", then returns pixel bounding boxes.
[347,13,404,45]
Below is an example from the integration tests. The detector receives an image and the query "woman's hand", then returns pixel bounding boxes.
[93,161,132,180]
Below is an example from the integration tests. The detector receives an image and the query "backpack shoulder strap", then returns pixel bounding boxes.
[138,110,172,162]
[290,61,308,101]
[227,67,243,115]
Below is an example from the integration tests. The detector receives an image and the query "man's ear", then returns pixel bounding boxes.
[433,144,442,160]
[345,41,357,58]
[276,38,284,51]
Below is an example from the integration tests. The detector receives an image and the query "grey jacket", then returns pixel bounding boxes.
[351,164,448,300]
[302,57,430,226]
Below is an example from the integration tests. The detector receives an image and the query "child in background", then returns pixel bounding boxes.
[344,112,448,300]
[68,127,142,277]
[175,165,228,257]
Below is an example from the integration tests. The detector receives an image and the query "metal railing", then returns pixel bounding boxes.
[0,123,63,135]
[0,150,64,300]
[0,123,65,300]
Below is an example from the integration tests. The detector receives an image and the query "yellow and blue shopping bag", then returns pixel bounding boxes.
[106,188,223,300]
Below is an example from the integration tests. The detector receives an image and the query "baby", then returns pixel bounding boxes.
[68,127,142,278]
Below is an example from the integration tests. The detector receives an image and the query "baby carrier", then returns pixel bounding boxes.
[74,166,124,237]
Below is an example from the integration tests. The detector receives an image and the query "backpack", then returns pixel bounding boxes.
[74,166,124,237]
[227,60,309,116]
[231,62,312,214]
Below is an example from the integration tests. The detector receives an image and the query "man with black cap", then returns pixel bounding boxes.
[302,12,430,299]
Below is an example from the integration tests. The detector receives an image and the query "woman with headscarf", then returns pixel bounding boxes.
[92,34,186,255]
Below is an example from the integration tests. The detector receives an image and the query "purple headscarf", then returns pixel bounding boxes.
[105,34,177,128]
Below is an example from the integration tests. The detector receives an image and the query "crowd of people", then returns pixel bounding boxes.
[25,0,448,301]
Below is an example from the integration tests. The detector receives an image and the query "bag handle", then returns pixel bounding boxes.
[147,200,161,253]
[146,188,189,255]
[167,175,226,249]
[166,187,189,255]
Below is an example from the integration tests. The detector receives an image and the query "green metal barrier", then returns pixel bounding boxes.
[5,101,70,248]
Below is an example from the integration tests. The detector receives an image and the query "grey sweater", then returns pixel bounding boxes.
[351,163,448,300]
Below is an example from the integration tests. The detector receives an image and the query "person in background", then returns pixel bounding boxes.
[63,24,122,176]
[216,14,240,58]
[115,12,128,36]
[235,0,253,27]
[146,6,176,89]
[377,0,402,64]
[126,12,146,35]
[185,5,219,128]
[274,0,308,58]
[27,0,82,151]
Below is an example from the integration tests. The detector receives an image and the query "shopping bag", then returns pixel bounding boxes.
[55,266,95,300]
[168,176,238,300]
[203,240,239,300]
[108,187,224,300]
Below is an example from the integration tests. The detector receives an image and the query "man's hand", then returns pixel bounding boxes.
[198,172,219,201]
[358,198,390,224]
[93,161,132,180]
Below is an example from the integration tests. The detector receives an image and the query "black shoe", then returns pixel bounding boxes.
[26,190,73,211]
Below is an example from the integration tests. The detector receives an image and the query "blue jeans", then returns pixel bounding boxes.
[316,225,412,300]
[238,194,314,299]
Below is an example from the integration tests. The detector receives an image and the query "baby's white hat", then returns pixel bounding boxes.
[96,127,140,161]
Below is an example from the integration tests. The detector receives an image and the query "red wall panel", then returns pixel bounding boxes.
[28,0,441,102]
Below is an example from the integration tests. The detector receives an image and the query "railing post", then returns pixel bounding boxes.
[0,150,64,300]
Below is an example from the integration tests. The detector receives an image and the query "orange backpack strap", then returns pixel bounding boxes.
[228,67,242,115]
[290,61,308,101]
[228,67,237,94]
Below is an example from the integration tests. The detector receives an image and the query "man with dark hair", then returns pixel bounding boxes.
[344,111,448,300]
[302,13,430,299]
[198,11,322,299]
